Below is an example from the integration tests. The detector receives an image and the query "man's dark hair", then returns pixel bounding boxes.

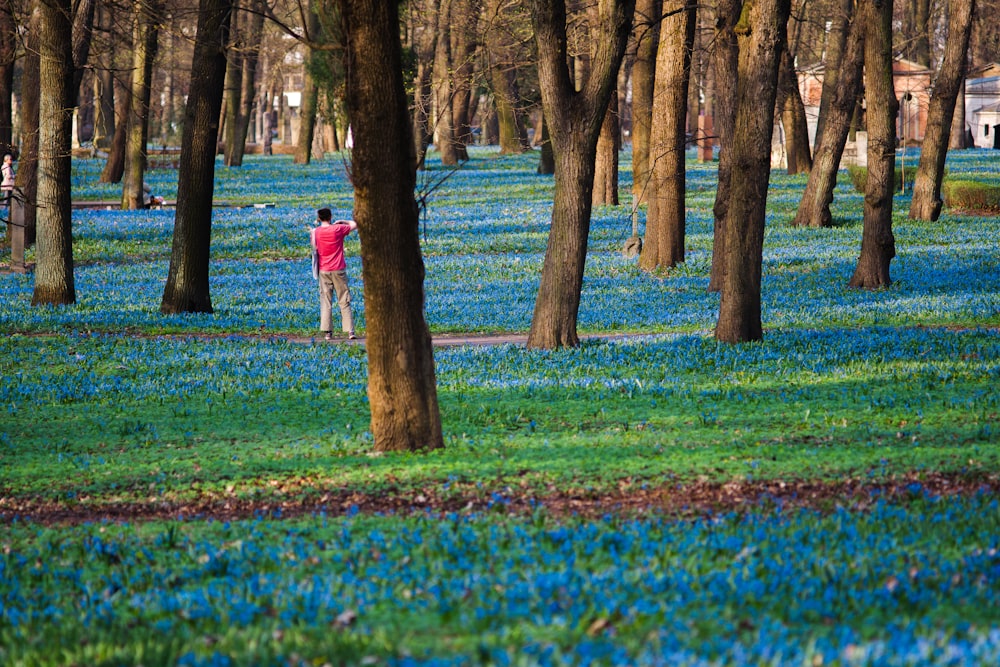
[317,208,332,222]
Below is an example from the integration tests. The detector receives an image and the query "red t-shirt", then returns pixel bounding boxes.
[313,223,352,272]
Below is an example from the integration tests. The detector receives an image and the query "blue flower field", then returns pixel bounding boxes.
[1,147,999,665]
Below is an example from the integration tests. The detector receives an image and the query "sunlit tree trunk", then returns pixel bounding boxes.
[222,2,242,165]
[411,0,438,169]
[791,1,864,228]
[161,0,233,314]
[486,0,529,154]
[640,0,694,271]
[433,0,459,165]
[630,0,660,206]
[451,0,480,162]
[338,0,444,452]
[714,0,789,343]
[122,0,161,210]
[593,92,620,206]
[527,0,634,349]
[814,0,852,145]
[15,4,41,244]
[707,0,739,292]
[230,0,264,165]
[295,8,321,165]
[32,0,75,306]
[777,45,810,174]
[849,0,896,289]
[909,0,974,221]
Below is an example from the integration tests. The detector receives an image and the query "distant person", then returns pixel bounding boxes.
[310,207,357,341]
[1,154,14,203]
[142,182,164,209]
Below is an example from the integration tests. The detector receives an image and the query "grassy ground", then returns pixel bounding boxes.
[1,147,999,665]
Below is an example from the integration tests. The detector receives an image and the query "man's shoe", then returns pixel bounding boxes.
[348,333,357,340]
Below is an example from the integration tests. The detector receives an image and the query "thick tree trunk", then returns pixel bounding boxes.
[909,0,974,222]
[527,0,634,349]
[161,0,232,314]
[592,86,620,206]
[32,0,75,306]
[338,0,443,452]
[630,0,660,206]
[791,1,864,228]
[849,0,896,289]
[122,0,161,210]
[640,0,694,270]
[714,0,789,343]
[708,0,740,292]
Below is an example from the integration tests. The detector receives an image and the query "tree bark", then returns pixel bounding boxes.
[15,3,41,245]
[537,111,554,174]
[814,0,852,145]
[777,45,811,174]
[122,0,161,209]
[100,78,130,184]
[909,0,974,221]
[708,0,740,292]
[593,91,620,206]
[433,0,459,165]
[486,0,529,154]
[295,8,321,165]
[161,0,233,314]
[791,0,864,228]
[450,0,480,162]
[231,0,264,163]
[222,2,242,165]
[630,0,661,206]
[714,0,789,343]
[338,0,444,452]
[639,0,694,271]
[527,0,634,349]
[32,0,75,306]
[849,0,896,289]
[0,2,16,154]
[411,0,438,169]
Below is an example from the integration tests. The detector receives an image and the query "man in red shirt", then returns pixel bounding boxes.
[310,207,358,340]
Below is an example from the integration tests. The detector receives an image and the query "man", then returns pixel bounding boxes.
[310,207,358,341]
[1,154,14,202]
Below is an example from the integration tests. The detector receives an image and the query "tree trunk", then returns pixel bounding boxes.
[294,8,321,165]
[592,83,620,206]
[411,0,438,169]
[122,0,161,210]
[849,0,896,289]
[32,0,75,306]
[640,0,694,270]
[714,0,789,343]
[791,1,864,228]
[222,2,242,166]
[527,0,634,349]
[537,111,554,174]
[433,0,459,165]
[70,0,96,101]
[0,3,15,154]
[100,79,130,184]
[486,0,529,154]
[229,0,263,165]
[161,0,233,314]
[950,76,966,149]
[338,0,443,452]
[15,4,41,245]
[450,0,479,162]
[707,0,740,292]
[777,45,811,174]
[630,0,660,206]
[909,0,974,222]
[814,0,852,145]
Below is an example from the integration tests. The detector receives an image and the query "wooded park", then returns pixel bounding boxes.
[1,0,1000,664]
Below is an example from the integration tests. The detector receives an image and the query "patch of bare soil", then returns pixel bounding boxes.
[3,472,998,526]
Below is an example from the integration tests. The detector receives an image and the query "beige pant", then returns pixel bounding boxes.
[318,270,354,334]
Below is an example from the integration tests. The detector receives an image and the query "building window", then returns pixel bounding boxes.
[987,125,991,136]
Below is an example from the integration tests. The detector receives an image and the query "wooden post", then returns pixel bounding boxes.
[8,192,27,273]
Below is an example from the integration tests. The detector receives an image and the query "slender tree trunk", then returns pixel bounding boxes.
[950,77,966,149]
[791,1,864,228]
[122,0,161,209]
[537,112,554,174]
[593,91,620,206]
[909,0,974,221]
[433,0,458,165]
[451,0,479,162]
[630,0,660,206]
[0,3,16,154]
[527,0,635,349]
[32,0,75,306]
[161,0,233,314]
[16,4,41,244]
[100,79,130,183]
[714,0,789,343]
[486,0,528,154]
[229,0,263,164]
[640,0,694,270]
[708,0,740,292]
[412,0,438,169]
[222,2,242,165]
[777,45,811,174]
[814,0,852,145]
[295,8,321,165]
[338,0,443,452]
[849,0,896,289]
